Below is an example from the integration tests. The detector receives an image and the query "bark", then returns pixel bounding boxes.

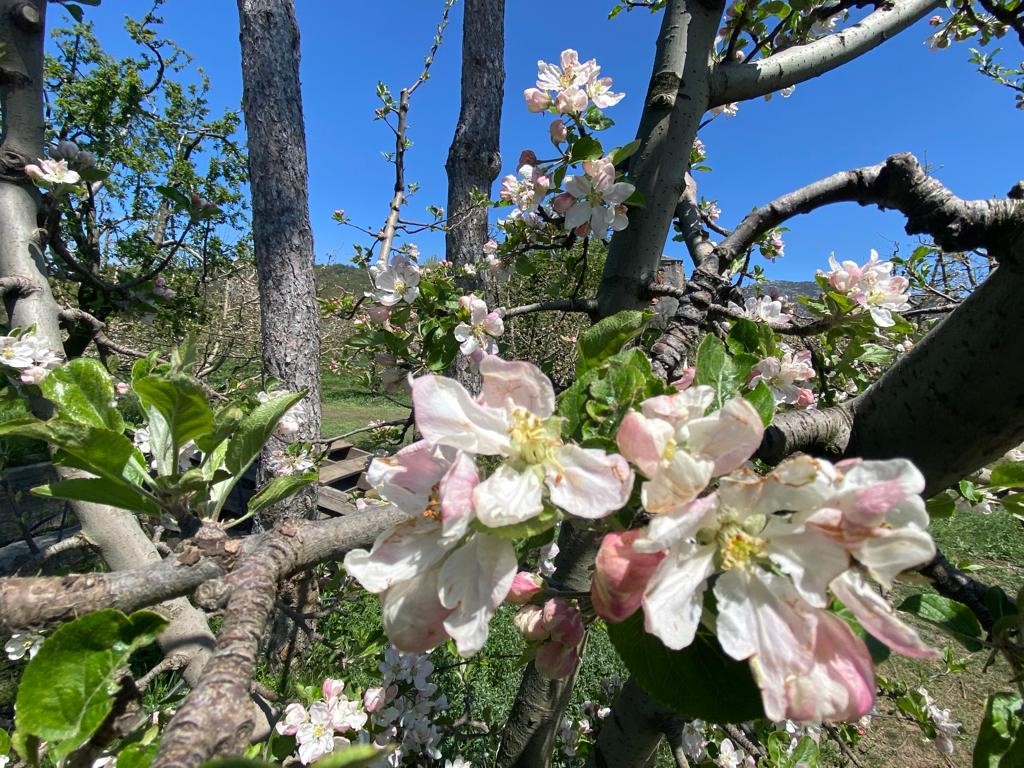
[597,0,724,318]
[444,0,504,268]
[588,679,674,768]
[495,523,600,768]
[710,0,941,107]
[236,0,321,524]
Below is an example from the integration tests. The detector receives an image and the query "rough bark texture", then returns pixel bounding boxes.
[237,0,321,524]
[588,679,674,768]
[445,0,504,268]
[597,0,724,317]
[495,523,600,768]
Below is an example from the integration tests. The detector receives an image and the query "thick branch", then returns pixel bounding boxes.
[503,297,598,319]
[711,0,942,106]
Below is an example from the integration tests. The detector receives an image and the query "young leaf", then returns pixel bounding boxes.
[246,471,318,518]
[133,374,214,457]
[743,380,775,426]
[224,390,306,476]
[897,593,985,652]
[576,310,650,375]
[35,476,161,516]
[991,462,1024,488]
[973,692,1024,768]
[15,610,168,764]
[605,611,764,722]
[569,135,604,162]
[40,358,123,433]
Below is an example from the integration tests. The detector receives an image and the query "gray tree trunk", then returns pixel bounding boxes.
[236,0,321,525]
[445,0,504,269]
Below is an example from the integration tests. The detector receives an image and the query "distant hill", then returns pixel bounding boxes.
[743,280,819,300]
[316,262,370,297]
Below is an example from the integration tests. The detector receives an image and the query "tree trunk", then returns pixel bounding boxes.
[236,0,322,525]
[445,0,504,269]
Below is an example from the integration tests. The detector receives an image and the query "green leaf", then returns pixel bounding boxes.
[991,462,1024,488]
[610,139,640,166]
[64,3,84,22]
[247,471,318,517]
[898,593,985,651]
[472,502,560,541]
[316,745,393,768]
[926,492,956,519]
[695,335,757,408]
[40,358,123,433]
[225,390,306,476]
[133,375,215,457]
[117,742,159,768]
[15,610,168,764]
[577,310,650,374]
[973,692,1024,768]
[787,736,820,768]
[35,476,161,516]
[155,185,191,211]
[0,728,10,756]
[569,135,604,162]
[582,105,614,131]
[624,187,645,208]
[743,381,775,426]
[606,611,764,722]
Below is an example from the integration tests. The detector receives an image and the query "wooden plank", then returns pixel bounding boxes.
[318,455,370,487]
[317,486,354,516]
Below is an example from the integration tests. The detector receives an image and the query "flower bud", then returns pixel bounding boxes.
[549,119,568,143]
[322,678,345,700]
[513,605,549,642]
[518,149,538,168]
[535,639,579,679]
[506,572,543,604]
[591,530,665,623]
[363,686,386,713]
[523,88,551,113]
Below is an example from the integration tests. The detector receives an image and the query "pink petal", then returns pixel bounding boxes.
[615,411,673,478]
[413,374,510,455]
[381,565,452,653]
[592,530,665,623]
[439,451,479,541]
[366,440,450,514]
[547,445,633,519]
[478,356,555,417]
[831,571,939,659]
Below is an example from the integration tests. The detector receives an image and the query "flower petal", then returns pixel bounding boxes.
[473,463,544,527]
[343,517,450,593]
[547,444,633,519]
[642,541,716,650]
[439,534,517,656]
[831,570,939,659]
[413,374,510,455]
[478,356,555,416]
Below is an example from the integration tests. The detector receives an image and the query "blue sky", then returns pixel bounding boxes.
[53,1,1023,281]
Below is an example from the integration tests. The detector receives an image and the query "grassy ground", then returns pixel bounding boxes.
[319,371,411,451]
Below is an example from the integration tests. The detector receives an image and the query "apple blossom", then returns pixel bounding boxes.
[591,529,665,623]
[523,87,552,112]
[747,345,815,407]
[454,294,504,358]
[818,249,910,327]
[549,119,568,142]
[587,75,624,108]
[295,701,337,764]
[413,355,634,526]
[710,102,739,117]
[513,598,585,678]
[499,164,550,213]
[506,571,543,604]
[23,157,81,188]
[5,632,43,661]
[371,256,421,306]
[729,294,792,324]
[562,156,635,238]
[266,448,316,476]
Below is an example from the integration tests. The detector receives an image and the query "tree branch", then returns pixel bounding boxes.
[710,0,942,106]
[503,297,598,319]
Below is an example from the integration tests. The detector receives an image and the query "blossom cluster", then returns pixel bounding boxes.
[523,49,623,116]
[593,380,938,723]
[513,596,585,678]
[748,344,815,408]
[370,251,421,307]
[276,679,369,764]
[818,249,911,327]
[344,356,633,659]
[0,333,62,385]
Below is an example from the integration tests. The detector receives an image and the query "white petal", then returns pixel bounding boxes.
[439,534,517,656]
[478,356,555,416]
[642,542,716,649]
[412,375,511,455]
[473,463,544,527]
[381,565,452,653]
[547,445,633,518]
[343,517,450,593]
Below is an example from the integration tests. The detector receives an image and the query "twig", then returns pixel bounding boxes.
[503,298,598,319]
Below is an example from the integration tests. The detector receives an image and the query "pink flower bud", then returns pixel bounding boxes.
[524,88,552,112]
[513,605,549,642]
[363,686,386,713]
[556,87,588,115]
[592,530,665,623]
[795,388,816,409]
[115,382,131,396]
[518,149,538,168]
[334,208,346,218]
[552,192,574,215]
[542,598,584,647]
[321,678,345,700]
[535,639,579,679]
[928,15,942,26]
[482,239,498,256]
[549,119,568,143]
[672,368,696,391]
[506,572,543,604]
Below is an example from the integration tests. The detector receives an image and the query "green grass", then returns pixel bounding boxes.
[319,370,410,451]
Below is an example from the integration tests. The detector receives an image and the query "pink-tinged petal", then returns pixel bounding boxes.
[604,181,635,206]
[439,533,517,656]
[439,451,479,541]
[641,386,714,424]
[564,175,591,199]
[322,678,345,700]
[564,200,593,230]
[642,542,716,649]
[831,571,939,659]
[543,598,584,646]
[671,368,696,390]
[852,525,936,586]
[514,604,549,641]
[643,451,714,513]
[547,445,633,518]
[615,410,673,478]
[592,530,665,623]
[524,87,552,112]
[413,374,510,454]
[635,494,719,553]
[366,440,450,514]
[473,463,544,527]
[478,356,555,416]
[343,517,450,594]
[766,520,850,607]
[684,397,764,475]
[785,611,876,723]
[381,565,452,653]
[535,639,579,679]
[714,570,817,722]
[507,571,543,604]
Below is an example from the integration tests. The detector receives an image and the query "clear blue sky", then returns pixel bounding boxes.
[52,1,1023,281]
